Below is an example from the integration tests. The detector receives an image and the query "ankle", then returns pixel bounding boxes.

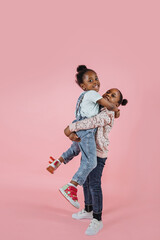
[68,182,77,188]
[85,205,93,212]
[93,212,102,221]
[58,156,64,163]
[70,180,78,187]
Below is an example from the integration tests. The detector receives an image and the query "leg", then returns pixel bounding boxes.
[88,157,107,220]
[85,157,107,236]
[71,129,97,186]
[72,157,107,224]
[83,175,93,212]
[47,142,80,174]
[61,141,80,164]
[71,175,93,220]
[59,129,97,208]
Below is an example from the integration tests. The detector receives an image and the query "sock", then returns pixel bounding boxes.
[50,159,61,167]
[93,212,102,221]
[68,183,77,188]
[85,205,93,212]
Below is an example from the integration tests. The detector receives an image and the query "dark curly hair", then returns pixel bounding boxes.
[118,90,128,106]
[75,65,96,86]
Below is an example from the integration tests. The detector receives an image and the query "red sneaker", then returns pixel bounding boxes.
[59,184,80,209]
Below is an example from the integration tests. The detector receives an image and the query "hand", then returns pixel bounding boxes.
[69,132,81,142]
[64,126,72,137]
[115,109,120,118]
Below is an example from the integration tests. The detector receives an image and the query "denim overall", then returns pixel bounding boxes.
[62,92,97,186]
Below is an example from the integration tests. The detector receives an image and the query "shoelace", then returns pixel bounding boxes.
[89,219,99,229]
[79,209,86,214]
[65,186,78,201]
[48,157,60,169]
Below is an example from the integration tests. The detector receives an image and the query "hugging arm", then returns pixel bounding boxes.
[64,111,113,138]
[97,98,119,112]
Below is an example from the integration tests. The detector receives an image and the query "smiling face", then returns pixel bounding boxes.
[102,88,121,107]
[80,71,100,92]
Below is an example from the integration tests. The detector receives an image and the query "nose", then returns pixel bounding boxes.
[106,93,110,100]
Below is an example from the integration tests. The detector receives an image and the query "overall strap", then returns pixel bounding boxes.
[75,92,86,119]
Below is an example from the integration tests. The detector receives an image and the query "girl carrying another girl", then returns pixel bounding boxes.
[48,86,128,235]
[47,65,118,208]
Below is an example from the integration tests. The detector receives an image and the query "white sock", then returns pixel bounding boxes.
[50,159,61,167]
[57,159,62,164]
[68,182,77,188]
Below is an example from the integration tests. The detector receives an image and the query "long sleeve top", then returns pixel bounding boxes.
[69,107,115,158]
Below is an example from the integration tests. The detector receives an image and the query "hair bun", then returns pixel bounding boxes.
[122,99,128,106]
[77,65,87,72]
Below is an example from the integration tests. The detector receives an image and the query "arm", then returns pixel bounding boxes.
[68,132,81,142]
[64,128,81,142]
[97,98,119,112]
[65,111,113,134]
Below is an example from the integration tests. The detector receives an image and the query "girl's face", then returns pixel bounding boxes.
[102,88,121,107]
[80,71,100,92]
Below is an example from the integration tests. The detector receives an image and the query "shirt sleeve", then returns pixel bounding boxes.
[69,111,112,132]
[85,90,102,103]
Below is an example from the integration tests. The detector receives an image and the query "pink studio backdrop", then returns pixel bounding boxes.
[0,0,160,240]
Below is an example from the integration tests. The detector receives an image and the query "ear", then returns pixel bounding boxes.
[80,83,86,90]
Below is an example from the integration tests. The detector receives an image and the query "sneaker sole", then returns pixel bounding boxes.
[46,166,54,174]
[72,213,93,220]
[85,223,103,235]
[59,188,80,209]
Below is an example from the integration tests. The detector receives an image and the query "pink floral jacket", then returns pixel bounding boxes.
[69,108,114,158]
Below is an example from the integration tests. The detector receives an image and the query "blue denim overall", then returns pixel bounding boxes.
[62,92,97,186]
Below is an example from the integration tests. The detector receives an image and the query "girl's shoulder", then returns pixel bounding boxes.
[84,90,102,101]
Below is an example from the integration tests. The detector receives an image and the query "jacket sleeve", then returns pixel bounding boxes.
[69,111,112,132]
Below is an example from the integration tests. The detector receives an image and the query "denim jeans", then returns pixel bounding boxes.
[62,128,97,186]
[83,156,107,214]
[62,142,107,214]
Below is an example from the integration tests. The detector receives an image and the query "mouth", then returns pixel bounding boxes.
[93,85,99,90]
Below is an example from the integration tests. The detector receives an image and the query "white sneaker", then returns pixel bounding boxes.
[72,209,93,220]
[85,219,103,235]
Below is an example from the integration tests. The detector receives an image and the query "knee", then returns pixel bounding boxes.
[72,146,80,156]
[90,182,102,192]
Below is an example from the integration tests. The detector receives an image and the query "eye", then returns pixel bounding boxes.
[89,79,93,82]
[95,77,99,81]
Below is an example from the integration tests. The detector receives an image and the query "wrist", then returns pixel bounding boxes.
[64,126,72,137]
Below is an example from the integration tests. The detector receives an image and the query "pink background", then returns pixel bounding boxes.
[0,0,160,239]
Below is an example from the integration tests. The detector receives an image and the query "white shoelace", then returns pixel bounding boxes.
[88,219,99,229]
[79,209,87,214]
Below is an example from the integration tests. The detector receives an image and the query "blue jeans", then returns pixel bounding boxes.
[83,156,107,214]
[62,142,107,215]
[62,129,97,186]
